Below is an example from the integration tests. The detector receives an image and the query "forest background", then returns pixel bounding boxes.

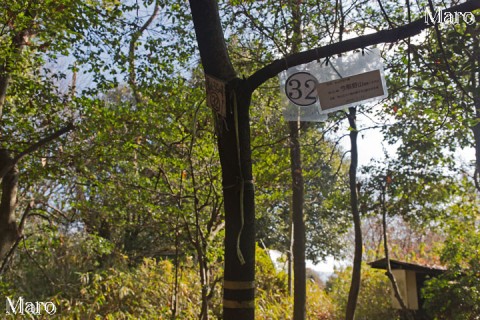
[0,0,479,319]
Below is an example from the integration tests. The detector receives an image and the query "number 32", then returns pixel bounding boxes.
[285,72,318,107]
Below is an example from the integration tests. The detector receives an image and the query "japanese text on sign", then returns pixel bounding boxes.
[205,74,226,117]
[316,70,385,111]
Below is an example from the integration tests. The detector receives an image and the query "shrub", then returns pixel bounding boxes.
[327,263,400,320]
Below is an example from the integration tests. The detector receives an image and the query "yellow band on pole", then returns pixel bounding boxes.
[223,281,255,290]
[223,299,255,309]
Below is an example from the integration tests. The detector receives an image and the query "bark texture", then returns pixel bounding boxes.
[189,1,255,319]
[186,1,480,319]
[289,121,306,320]
[345,108,362,320]
[0,150,19,261]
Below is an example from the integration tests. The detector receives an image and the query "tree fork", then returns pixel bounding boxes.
[188,1,255,318]
[187,1,480,319]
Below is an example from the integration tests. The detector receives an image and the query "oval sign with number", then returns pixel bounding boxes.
[285,72,318,106]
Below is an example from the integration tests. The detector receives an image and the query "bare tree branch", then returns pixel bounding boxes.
[377,0,396,29]
[0,122,75,179]
[128,0,160,104]
[428,0,474,100]
[381,181,415,320]
[247,0,480,91]
[22,238,55,286]
[0,236,22,275]
[17,200,34,235]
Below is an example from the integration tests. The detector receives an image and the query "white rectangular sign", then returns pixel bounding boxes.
[316,70,385,111]
[279,48,388,121]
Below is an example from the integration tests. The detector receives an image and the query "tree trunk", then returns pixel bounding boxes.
[0,33,27,247]
[0,30,30,120]
[473,111,480,192]
[381,182,414,319]
[187,2,480,319]
[288,222,293,296]
[0,150,19,261]
[288,4,307,319]
[188,2,256,319]
[0,72,10,118]
[289,121,306,320]
[220,80,256,320]
[345,107,362,320]
[199,251,209,320]
[471,26,480,192]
